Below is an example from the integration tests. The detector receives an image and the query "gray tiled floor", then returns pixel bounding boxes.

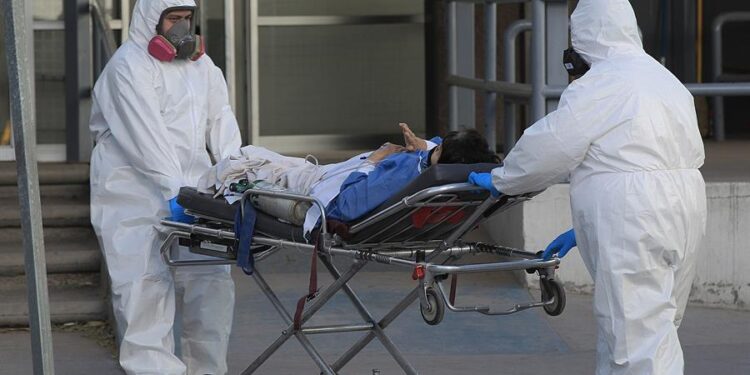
[1,266,748,375]
[225,267,750,375]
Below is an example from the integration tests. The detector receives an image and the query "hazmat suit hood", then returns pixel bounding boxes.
[571,0,644,64]
[129,0,197,49]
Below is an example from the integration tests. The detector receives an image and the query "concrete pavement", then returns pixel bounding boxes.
[2,264,748,374]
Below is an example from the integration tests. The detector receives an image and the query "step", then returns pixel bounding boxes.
[0,162,89,186]
[0,227,96,243]
[0,184,89,200]
[0,274,106,327]
[0,198,90,228]
[0,237,101,276]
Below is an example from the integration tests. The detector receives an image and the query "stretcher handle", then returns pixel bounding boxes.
[472,242,544,260]
[160,220,236,239]
[159,230,235,267]
[427,258,559,274]
[403,182,496,206]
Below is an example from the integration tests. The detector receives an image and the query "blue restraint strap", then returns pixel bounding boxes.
[234,199,257,274]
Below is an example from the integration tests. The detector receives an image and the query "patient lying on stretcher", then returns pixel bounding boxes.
[197,124,499,236]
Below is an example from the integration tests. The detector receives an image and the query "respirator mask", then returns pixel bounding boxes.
[148,8,205,62]
[562,47,590,77]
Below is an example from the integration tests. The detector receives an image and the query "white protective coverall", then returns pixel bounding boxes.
[89,0,241,374]
[491,0,707,374]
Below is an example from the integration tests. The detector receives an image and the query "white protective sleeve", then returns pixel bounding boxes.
[492,76,624,196]
[206,65,242,162]
[100,62,184,200]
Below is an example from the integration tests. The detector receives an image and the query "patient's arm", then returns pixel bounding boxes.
[328,153,421,222]
[367,143,405,163]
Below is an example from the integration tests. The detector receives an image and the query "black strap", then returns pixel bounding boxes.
[293,235,320,331]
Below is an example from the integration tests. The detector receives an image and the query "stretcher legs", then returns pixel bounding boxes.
[321,258,417,375]
[332,287,421,372]
[245,271,335,375]
[241,258,418,375]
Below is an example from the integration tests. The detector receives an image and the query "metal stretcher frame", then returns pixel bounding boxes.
[159,182,565,374]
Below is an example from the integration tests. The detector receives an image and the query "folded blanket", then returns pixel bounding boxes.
[197,145,325,203]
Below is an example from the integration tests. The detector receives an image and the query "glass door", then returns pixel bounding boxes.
[0,0,132,162]
[0,0,66,161]
[0,4,16,160]
[246,0,426,154]
[30,0,67,161]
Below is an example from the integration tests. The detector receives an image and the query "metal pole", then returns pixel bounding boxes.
[541,82,750,100]
[199,0,208,51]
[224,0,236,110]
[248,0,259,145]
[530,0,546,122]
[545,0,568,113]
[712,14,725,141]
[710,12,750,141]
[1,0,55,373]
[685,83,750,96]
[502,19,531,153]
[484,2,497,153]
[64,0,93,162]
[447,1,459,131]
[64,0,80,161]
[120,0,130,41]
[456,3,476,129]
[711,12,750,141]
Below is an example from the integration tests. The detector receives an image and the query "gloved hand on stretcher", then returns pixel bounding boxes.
[542,229,577,260]
[168,197,195,224]
[467,172,501,197]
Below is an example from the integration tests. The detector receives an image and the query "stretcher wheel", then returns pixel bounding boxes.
[540,278,566,316]
[420,287,445,325]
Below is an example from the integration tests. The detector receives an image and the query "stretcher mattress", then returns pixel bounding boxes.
[178,163,500,243]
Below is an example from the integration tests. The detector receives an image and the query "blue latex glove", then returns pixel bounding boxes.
[168,197,194,224]
[542,229,577,260]
[467,172,501,197]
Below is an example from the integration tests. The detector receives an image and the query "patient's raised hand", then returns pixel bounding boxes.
[400,123,428,151]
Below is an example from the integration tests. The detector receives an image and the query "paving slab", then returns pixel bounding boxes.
[226,268,750,375]
[0,260,748,375]
[0,331,121,375]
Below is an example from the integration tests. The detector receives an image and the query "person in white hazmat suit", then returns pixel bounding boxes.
[468,0,706,374]
[89,0,241,374]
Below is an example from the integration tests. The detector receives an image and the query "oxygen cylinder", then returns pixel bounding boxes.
[247,180,311,226]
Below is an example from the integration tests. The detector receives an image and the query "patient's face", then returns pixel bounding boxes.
[430,145,442,165]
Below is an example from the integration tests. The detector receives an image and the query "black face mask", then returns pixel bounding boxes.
[563,47,590,77]
[163,19,197,60]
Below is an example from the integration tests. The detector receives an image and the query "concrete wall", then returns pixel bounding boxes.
[483,183,750,310]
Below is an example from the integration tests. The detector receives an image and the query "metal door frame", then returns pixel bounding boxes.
[445,0,750,152]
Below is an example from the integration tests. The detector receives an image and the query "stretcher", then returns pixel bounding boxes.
[160,163,565,375]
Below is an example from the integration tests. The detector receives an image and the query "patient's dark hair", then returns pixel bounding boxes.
[437,129,500,164]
